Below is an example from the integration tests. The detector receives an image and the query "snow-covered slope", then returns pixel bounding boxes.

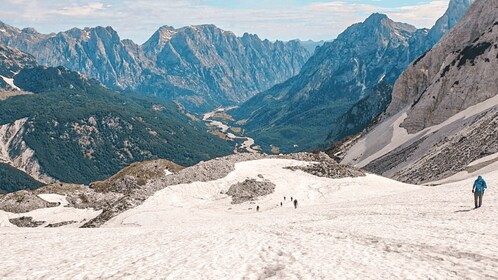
[1,155,497,279]
[107,159,418,227]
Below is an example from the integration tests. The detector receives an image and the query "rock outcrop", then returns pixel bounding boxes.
[227,179,276,204]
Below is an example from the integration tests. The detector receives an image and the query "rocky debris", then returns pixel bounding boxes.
[0,191,59,213]
[286,155,365,179]
[45,221,77,228]
[394,110,498,184]
[33,183,121,211]
[9,216,44,228]
[227,179,276,204]
[2,152,367,228]
[364,136,429,176]
[90,159,184,194]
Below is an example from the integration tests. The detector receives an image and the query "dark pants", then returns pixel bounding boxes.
[474,191,484,208]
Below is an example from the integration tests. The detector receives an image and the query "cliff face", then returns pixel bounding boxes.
[426,0,476,47]
[0,23,310,112]
[386,0,497,133]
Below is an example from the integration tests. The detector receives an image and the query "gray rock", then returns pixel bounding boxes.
[9,216,44,227]
[227,179,276,204]
[344,0,498,184]
[0,190,58,213]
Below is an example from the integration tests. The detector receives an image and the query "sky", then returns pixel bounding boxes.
[0,0,451,43]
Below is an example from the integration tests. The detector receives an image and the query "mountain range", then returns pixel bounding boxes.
[232,0,474,153]
[0,23,310,112]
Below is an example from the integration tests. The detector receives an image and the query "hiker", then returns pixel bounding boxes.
[280,202,283,207]
[293,199,298,209]
[472,176,488,208]
[284,196,286,201]
[291,197,293,202]
[256,205,260,212]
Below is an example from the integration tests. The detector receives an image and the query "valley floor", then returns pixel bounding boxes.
[1,159,497,279]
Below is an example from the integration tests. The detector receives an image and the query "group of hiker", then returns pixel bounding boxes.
[256,176,487,212]
[282,196,298,209]
[256,195,298,212]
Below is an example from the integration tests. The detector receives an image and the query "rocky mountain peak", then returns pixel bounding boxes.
[337,13,417,48]
[364,13,389,24]
[427,0,475,44]
[20,27,38,34]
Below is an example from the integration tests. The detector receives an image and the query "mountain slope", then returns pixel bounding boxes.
[233,0,473,153]
[426,0,475,47]
[0,23,310,112]
[0,64,232,186]
[342,0,497,184]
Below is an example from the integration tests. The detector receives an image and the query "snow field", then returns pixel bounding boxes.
[1,159,497,279]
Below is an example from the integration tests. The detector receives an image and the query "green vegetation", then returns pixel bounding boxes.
[0,163,43,193]
[0,66,232,185]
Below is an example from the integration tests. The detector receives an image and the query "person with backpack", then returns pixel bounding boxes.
[472,176,488,208]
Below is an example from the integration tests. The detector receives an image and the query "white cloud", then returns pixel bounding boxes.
[53,2,106,17]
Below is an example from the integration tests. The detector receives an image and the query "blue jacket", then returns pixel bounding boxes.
[473,176,488,193]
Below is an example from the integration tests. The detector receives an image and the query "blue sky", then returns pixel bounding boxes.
[0,0,451,43]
